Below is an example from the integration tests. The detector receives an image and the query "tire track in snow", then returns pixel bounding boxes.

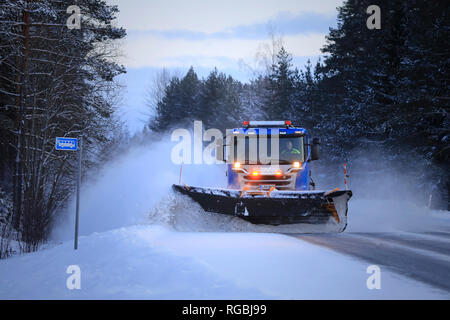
[349,232,450,256]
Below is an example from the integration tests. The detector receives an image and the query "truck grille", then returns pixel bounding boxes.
[242,174,294,190]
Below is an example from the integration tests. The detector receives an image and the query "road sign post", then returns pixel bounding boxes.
[55,137,81,250]
[74,138,82,250]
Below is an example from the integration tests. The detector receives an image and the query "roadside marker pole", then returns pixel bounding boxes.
[344,164,348,190]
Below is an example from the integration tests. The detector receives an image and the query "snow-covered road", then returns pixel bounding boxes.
[291,231,450,292]
[0,225,448,299]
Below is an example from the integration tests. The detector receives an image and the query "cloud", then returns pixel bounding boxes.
[122,32,327,68]
[107,0,342,33]
[126,11,336,41]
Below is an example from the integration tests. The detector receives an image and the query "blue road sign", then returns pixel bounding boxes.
[55,137,78,151]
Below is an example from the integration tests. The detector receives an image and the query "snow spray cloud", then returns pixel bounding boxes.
[51,137,226,241]
[333,148,450,233]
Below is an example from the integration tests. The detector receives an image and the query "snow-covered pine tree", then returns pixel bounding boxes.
[0,0,126,252]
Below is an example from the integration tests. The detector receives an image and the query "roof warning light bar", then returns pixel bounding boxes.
[243,121,293,128]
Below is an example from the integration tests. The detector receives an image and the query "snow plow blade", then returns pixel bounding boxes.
[172,184,352,231]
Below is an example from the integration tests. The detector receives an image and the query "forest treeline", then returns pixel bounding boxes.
[0,0,126,256]
[149,0,449,209]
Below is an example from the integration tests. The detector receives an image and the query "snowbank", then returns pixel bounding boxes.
[0,226,268,299]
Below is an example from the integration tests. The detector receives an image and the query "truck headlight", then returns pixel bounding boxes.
[292,161,301,168]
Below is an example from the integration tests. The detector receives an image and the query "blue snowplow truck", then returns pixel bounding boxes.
[173,121,352,232]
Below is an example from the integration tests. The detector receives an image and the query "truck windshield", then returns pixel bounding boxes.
[230,135,305,164]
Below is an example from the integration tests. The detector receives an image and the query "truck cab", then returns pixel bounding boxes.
[217,121,320,192]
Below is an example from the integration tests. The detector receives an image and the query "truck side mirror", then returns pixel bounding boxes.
[215,138,224,162]
[311,138,320,161]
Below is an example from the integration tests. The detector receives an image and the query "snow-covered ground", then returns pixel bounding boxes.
[1,141,448,299]
[0,224,448,299]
